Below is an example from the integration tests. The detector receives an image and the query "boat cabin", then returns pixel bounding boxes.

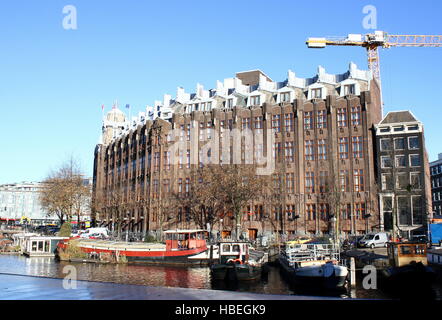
[387,242,428,267]
[218,241,250,264]
[22,236,69,257]
[164,229,207,251]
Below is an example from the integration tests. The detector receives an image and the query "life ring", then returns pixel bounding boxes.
[227,258,242,264]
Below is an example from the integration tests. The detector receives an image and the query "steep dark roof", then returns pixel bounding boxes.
[379,111,417,124]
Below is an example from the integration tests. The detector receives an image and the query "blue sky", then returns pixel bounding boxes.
[0,0,441,184]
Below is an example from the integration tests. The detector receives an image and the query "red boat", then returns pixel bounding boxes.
[57,229,208,265]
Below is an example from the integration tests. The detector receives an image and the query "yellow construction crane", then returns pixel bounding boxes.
[306,31,442,110]
[307,31,442,82]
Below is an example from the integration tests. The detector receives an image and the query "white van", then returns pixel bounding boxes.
[358,232,389,248]
[79,227,109,239]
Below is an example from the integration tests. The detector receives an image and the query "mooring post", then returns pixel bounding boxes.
[350,257,356,288]
[209,244,213,265]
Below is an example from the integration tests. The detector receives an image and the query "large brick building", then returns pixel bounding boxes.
[92,63,384,240]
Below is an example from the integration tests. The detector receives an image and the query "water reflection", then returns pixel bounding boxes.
[0,255,416,299]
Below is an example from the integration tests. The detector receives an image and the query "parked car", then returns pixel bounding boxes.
[358,232,390,248]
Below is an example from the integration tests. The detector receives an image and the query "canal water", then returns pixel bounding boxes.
[3,254,441,299]
[0,254,396,299]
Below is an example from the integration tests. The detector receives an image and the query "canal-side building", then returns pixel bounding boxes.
[0,182,51,224]
[92,63,383,240]
[374,111,432,239]
[430,154,442,217]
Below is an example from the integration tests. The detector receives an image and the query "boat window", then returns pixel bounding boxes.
[45,241,50,252]
[400,246,412,255]
[222,244,231,252]
[38,241,44,252]
[31,241,37,252]
[190,233,196,239]
[415,246,425,255]
[232,245,240,252]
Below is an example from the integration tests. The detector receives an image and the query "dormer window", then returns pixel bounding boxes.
[344,84,355,95]
[311,88,322,99]
[250,95,260,106]
[280,92,291,103]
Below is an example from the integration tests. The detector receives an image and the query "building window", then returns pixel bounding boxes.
[341,204,352,220]
[317,110,327,129]
[396,173,408,190]
[304,111,314,130]
[337,108,347,127]
[186,150,190,168]
[305,172,315,193]
[351,106,361,126]
[354,169,364,192]
[340,170,349,192]
[272,114,281,133]
[410,172,421,189]
[394,138,405,150]
[227,99,233,108]
[412,196,423,225]
[311,88,322,99]
[380,138,391,151]
[398,197,411,225]
[186,124,191,141]
[319,204,329,221]
[179,125,184,141]
[408,136,419,150]
[355,203,366,220]
[286,173,295,193]
[206,122,212,139]
[250,95,260,106]
[410,154,421,167]
[352,136,363,158]
[254,116,263,130]
[344,84,355,95]
[317,139,327,160]
[284,113,294,132]
[185,178,190,196]
[178,178,183,195]
[242,118,251,130]
[153,152,160,172]
[305,140,315,161]
[281,92,291,102]
[273,143,282,161]
[338,137,348,159]
[395,155,406,168]
[381,156,392,168]
[285,141,294,162]
[381,173,393,191]
[306,204,316,220]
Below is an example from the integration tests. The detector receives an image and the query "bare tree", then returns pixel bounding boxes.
[39,157,89,225]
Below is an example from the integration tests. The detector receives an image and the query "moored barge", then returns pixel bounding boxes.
[57,229,208,265]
